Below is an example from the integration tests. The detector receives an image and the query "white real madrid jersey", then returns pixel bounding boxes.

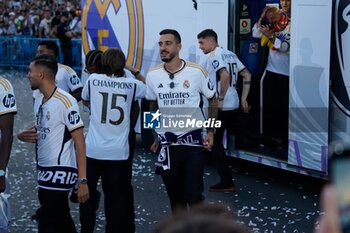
[82,73,146,160]
[200,47,245,110]
[56,63,83,92]
[33,64,83,98]
[0,77,17,116]
[146,60,215,135]
[34,88,83,191]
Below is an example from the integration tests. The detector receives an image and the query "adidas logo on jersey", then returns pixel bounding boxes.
[157,83,164,88]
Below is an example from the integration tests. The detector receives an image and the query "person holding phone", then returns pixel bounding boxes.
[252,6,291,153]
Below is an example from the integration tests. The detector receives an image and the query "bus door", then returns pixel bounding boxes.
[288,0,332,172]
[229,0,286,155]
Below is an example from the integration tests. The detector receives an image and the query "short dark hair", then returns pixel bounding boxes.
[85,49,102,69]
[31,54,58,79]
[101,48,126,77]
[159,29,181,43]
[38,40,59,58]
[197,29,218,43]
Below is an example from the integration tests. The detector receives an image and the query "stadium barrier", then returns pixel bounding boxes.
[0,36,81,72]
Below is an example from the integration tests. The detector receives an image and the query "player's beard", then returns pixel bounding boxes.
[30,81,39,90]
[161,50,176,63]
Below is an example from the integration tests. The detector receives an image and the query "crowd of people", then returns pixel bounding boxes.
[0,0,343,232]
[0,0,81,38]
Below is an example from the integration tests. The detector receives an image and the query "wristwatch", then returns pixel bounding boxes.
[218,96,225,101]
[132,70,140,76]
[0,170,5,177]
[78,178,88,184]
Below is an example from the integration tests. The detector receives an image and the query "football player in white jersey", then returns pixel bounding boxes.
[31,41,85,223]
[34,40,83,102]
[0,77,17,232]
[197,29,252,193]
[146,29,217,212]
[18,54,89,233]
[80,48,146,233]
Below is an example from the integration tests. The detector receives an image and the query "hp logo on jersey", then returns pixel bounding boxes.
[70,75,80,85]
[68,111,80,125]
[2,93,15,108]
[143,110,161,129]
[212,60,220,69]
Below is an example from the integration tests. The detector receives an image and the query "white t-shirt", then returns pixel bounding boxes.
[146,60,215,135]
[34,87,83,191]
[82,73,146,160]
[33,64,83,99]
[252,22,291,76]
[39,18,51,37]
[200,47,245,110]
[0,78,17,116]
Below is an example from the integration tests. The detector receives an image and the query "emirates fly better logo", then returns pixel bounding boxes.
[143,110,221,129]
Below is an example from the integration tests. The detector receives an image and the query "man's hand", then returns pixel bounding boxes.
[77,183,89,203]
[241,99,251,113]
[260,25,273,38]
[150,139,159,153]
[203,131,214,151]
[17,126,37,143]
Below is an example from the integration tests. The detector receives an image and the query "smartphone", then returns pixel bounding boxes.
[260,19,273,30]
[331,153,350,233]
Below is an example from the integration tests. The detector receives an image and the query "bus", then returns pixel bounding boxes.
[81,0,349,178]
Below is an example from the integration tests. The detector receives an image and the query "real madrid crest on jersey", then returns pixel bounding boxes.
[183,80,190,89]
[331,0,350,116]
[82,0,144,69]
